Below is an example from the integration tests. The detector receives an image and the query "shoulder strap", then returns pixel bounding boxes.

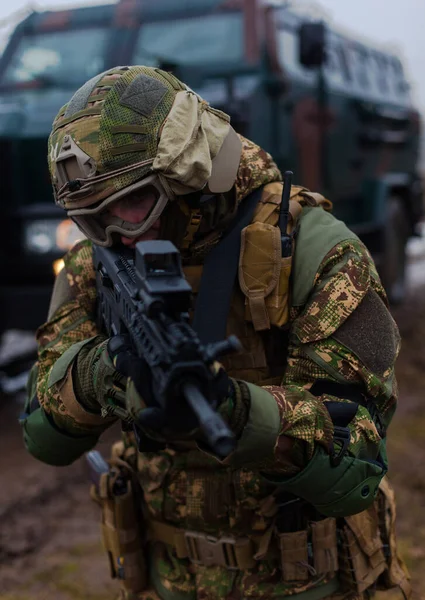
[192,187,263,344]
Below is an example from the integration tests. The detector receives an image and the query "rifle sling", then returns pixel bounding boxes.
[192,187,263,344]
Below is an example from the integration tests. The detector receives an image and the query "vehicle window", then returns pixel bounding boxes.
[193,79,227,105]
[133,13,243,66]
[325,42,351,87]
[350,45,370,88]
[337,44,351,82]
[275,26,316,85]
[389,56,408,96]
[277,25,315,79]
[1,28,107,85]
[276,28,298,75]
[371,52,389,93]
[193,74,258,108]
[325,44,339,72]
[391,56,404,79]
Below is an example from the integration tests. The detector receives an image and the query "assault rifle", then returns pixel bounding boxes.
[93,240,240,458]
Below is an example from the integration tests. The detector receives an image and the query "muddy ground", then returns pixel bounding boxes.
[0,276,424,599]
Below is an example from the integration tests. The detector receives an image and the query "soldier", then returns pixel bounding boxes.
[22,66,410,600]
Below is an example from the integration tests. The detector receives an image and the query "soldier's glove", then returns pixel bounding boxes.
[107,335,242,444]
[73,336,127,419]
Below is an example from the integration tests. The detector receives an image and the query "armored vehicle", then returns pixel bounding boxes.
[0,0,422,334]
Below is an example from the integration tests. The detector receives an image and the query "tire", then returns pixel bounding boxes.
[380,196,409,305]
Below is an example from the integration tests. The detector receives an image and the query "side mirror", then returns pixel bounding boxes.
[299,22,326,69]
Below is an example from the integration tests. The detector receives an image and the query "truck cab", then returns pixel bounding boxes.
[0,5,120,333]
[0,0,422,334]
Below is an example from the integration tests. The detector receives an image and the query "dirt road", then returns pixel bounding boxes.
[0,266,424,599]
[0,406,121,599]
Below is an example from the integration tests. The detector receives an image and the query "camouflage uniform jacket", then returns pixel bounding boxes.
[28,137,400,600]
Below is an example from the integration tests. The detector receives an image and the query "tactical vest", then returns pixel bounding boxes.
[184,181,348,386]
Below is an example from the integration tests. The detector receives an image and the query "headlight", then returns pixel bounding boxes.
[53,258,65,276]
[24,219,84,254]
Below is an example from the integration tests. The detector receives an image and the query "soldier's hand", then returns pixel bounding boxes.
[107,335,162,424]
[107,336,233,448]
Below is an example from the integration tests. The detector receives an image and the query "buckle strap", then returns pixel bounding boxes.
[309,380,386,436]
[181,210,203,250]
[310,380,387,465]
[184,531,255,570]
[329,425,351,467]
[148,520,188,559]
[148,520,257,569]
[324,400,358,467]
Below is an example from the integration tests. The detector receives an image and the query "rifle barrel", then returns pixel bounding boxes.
[182,382,235,458]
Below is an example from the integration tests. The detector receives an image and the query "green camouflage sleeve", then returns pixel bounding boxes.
[261,238,399,476]
[34,239,108,435]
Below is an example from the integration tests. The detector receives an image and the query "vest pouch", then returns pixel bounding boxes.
[91,469,148,594]
[277,519,339,584]
[239,222,292,331]
[375,477,411,598]
[269,256,292,328]
[277,529,309,582]
[311,517,338,577]
[338,501,387,593]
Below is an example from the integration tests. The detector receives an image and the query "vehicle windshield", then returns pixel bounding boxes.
[133,13,243,67]
[1,27,108,85]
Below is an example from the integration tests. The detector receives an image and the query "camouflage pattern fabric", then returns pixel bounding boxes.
[235,136,282,205]
[274,238,397,474]
[33,137,399,598]
[48,67,186,210]
[35,239,102,434]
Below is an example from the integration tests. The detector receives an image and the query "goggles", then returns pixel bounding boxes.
[69,174,169,247]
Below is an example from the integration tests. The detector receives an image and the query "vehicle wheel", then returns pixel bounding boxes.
[380,196,409,305]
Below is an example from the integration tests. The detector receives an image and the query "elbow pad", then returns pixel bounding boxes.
[20,406,99,466]
[263,444,387,518]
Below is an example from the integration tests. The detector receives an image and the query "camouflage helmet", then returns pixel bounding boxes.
[48,65,242,246]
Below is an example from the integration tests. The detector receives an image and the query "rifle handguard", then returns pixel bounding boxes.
[94,241,242,458]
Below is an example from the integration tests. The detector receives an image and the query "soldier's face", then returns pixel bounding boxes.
[108,189,160,247]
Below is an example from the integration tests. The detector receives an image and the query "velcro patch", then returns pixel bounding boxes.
[333,288,400,376]
[119,74,168,117]
[64,70,109,117]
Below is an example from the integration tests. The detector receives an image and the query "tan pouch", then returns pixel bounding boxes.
[239,222,292,331]
[91,467,148,593]
[339,501,387,593]
[278,530,309,582]
[237,183,332,333]
[375,477,411,598]
[311,517,338,576]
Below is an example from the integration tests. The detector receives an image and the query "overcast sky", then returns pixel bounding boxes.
[1,0,424,108]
